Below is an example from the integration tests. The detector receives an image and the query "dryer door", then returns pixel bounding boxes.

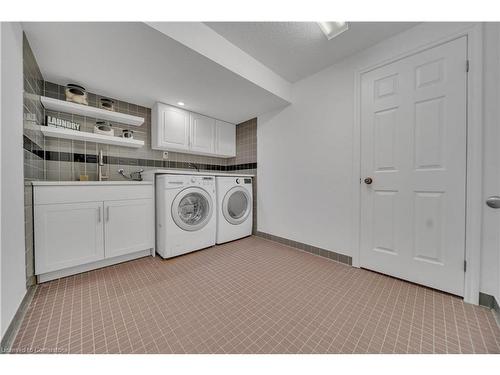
[222,186,251,225]
[171,187,213,231]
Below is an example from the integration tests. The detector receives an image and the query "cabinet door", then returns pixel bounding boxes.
[190,113,216,154]
[215,120,236,157]
[104,199,154,258]
[154,103,190,151]
[35,202,104,274]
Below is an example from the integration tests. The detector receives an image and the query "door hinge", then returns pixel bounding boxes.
[466,60,470,73]
[464,260,467,272]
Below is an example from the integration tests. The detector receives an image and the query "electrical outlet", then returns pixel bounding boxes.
[162,151,169,160]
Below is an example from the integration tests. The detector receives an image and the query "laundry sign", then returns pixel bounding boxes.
[45,115,81,131]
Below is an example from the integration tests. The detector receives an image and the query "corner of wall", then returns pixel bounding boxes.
[1,21,27,341]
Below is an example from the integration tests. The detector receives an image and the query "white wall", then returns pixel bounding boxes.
[0,19,3,338]
[1,22,26,340]
[258,22,499,301]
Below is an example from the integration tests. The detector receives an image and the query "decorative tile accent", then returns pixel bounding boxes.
[9,237,500,354]
[256,231,352,265]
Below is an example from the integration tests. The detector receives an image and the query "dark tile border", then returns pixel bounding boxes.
[23,136,256,171]
[23,135,44,159]
[479,292,500,325]
[255,231,352,266]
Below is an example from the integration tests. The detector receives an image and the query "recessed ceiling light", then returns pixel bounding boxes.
[317,22,349,40]
[177,101,185,106]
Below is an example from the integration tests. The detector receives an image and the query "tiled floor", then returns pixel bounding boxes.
[11,236,500,354]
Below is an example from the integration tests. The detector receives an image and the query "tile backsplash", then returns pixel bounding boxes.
[39,82,256,181]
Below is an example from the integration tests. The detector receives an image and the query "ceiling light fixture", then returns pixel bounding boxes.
[317,22,349,40]
[177,101,185,106]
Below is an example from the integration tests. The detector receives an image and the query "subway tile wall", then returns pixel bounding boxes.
[23,34,45,287]
[227,118,257,165]
[41,82,256,180]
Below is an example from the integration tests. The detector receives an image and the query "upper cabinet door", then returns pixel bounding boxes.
[190,113,216,154]
[152,103,190,151]
[215,120,236,157]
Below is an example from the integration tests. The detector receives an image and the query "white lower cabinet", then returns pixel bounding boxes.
[35,201,105,274]
[104,199,154,258]
[33,182,154,282]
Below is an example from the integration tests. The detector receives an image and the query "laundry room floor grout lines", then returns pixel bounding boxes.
[10,236,500,354]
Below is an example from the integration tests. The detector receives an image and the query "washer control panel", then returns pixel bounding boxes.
[162,175,214,189]
[191,176,214,186]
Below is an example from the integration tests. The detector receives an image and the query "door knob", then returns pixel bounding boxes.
[486,196,500,209]
[364,177,373,185]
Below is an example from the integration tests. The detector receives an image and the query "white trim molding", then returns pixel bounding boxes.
[352,23,483,305]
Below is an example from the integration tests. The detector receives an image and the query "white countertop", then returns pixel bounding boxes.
[142,169,255,178]
[32,181,153,186]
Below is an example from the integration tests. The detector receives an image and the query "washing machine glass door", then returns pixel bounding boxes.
[223,186,251,225]
[172,187,213,231]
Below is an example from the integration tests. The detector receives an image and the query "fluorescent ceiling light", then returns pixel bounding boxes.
[177,101,185,106]
[317,22,349,40]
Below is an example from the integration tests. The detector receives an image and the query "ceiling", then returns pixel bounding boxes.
[205,22,419,82]
[23,22,419,124]
[22,22,289,124]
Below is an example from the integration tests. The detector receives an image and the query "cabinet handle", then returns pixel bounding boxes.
[98,207,102,222]
[106,206,110,222]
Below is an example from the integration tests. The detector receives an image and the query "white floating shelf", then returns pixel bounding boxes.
[40,96,145,127]
[38,125,144,148]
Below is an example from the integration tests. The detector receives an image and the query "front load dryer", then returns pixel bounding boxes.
[156,174,216,258]
[216,176,253,244]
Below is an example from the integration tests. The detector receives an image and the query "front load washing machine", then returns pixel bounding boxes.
[156,174,216,258]
[216,176,253,244]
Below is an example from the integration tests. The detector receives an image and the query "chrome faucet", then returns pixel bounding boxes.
[188,162,200,172]
[98,149,108,181]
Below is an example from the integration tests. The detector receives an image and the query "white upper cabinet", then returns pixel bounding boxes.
[152,102,236,158]
[152,102,190,152]
[215,120,236,157]
[190,113,216,154]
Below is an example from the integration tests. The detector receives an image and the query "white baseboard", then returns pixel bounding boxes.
[37,249,152,283]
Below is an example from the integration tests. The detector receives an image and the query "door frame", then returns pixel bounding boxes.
[351,23,483,305]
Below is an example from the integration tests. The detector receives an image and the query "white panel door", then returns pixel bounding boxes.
[157,104,190,151]
[360,37,467,296]
[104,199,154,258]
[190,113,216,154]
[215,120,236,157]
[35,202,104,274]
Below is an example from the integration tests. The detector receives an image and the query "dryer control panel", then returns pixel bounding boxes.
[236,178,252,184]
